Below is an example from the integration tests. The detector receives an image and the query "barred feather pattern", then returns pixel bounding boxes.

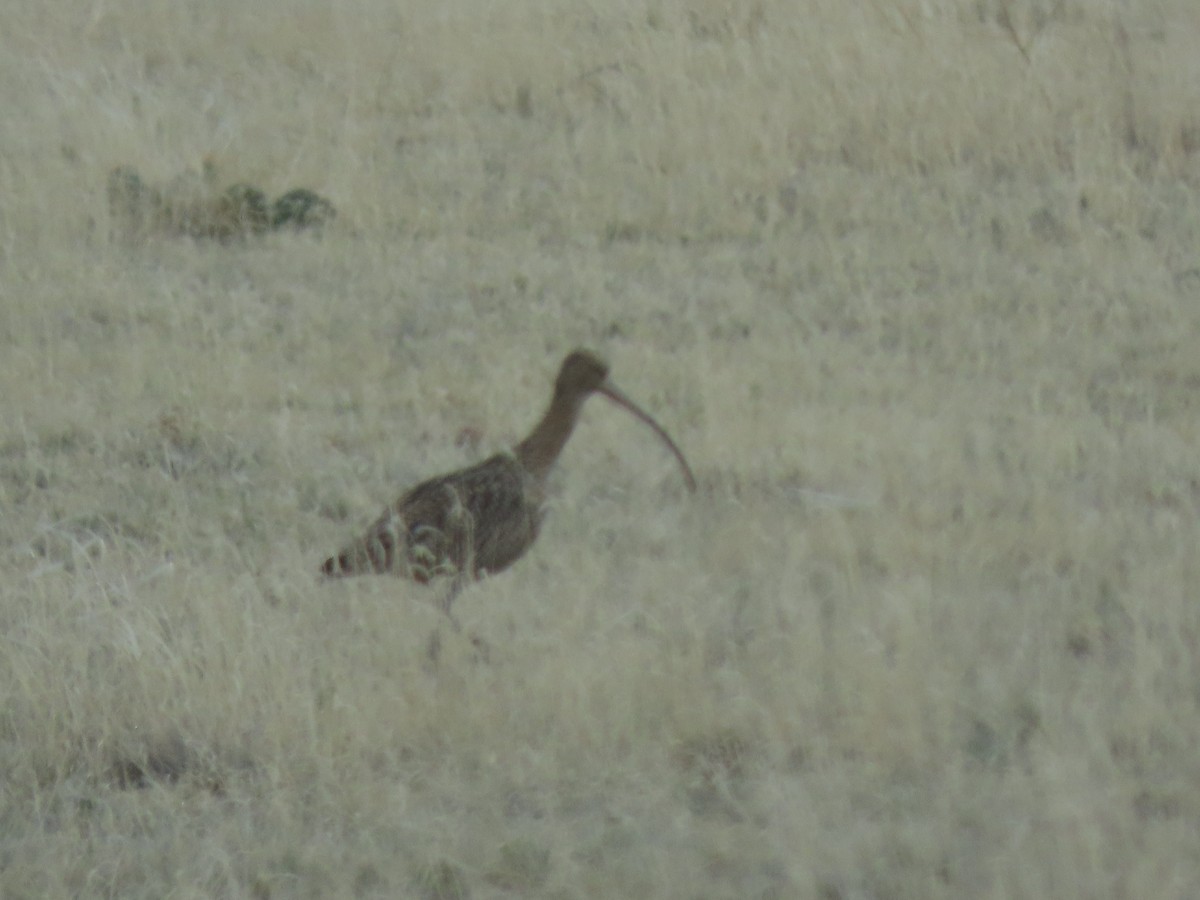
[321,453,544,583]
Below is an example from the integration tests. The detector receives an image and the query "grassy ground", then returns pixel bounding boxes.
[3,0,1200,897]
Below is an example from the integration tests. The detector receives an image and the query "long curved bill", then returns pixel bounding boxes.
[598,381,698,492]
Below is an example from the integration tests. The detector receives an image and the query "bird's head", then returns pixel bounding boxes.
[555,349,611,398]
[551,348,696,492]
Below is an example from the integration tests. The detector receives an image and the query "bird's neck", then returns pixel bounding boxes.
[514,389,584,481]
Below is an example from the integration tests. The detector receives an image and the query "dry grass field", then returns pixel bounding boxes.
[3,0,1200,896]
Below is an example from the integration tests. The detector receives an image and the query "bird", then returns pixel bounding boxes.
[321,349,696,613]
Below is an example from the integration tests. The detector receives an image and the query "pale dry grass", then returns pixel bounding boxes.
[2,0,1200,897]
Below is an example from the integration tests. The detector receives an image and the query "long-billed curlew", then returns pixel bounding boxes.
[321,350,696,611]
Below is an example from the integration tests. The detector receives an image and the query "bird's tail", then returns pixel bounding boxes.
[320,548,356,578]
[320,516,403,578]
[320,541,387,578]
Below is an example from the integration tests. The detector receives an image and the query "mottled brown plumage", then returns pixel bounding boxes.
[321,350,695,608]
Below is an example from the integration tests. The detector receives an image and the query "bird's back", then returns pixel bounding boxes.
[322,453,544,582]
